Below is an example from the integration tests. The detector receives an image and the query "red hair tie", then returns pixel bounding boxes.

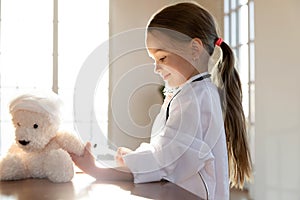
[215,38,223,46]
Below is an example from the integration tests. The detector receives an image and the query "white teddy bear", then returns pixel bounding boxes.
[0,92,84,183]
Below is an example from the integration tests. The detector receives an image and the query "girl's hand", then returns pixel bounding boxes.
[70,142,96,174]
[71,142,134,181]
[115,147,133,167]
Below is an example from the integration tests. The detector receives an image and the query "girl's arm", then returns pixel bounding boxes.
[70,142,133,181]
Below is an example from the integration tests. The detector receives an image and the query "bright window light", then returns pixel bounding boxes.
[0,0,109,155]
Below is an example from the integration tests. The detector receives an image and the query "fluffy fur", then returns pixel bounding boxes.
[0,92,84,183]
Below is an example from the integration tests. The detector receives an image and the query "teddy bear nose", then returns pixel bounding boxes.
[19,140,30,146]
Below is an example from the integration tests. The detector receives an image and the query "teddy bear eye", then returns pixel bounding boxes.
[33,124,39,129]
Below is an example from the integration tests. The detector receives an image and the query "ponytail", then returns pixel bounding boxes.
[218,41,252,189]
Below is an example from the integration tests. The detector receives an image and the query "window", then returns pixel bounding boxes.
[224,0,255,159]
[0,0,109,155]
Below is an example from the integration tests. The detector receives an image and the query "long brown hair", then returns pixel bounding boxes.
[147,2,252,188]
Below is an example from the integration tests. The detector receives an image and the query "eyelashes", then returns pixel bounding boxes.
[159,56,167,62]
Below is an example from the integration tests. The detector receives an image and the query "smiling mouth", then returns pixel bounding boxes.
[163,73,171,80]
[19,140,30,146]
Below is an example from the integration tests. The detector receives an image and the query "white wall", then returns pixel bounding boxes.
[108,0,223,149]
[255,0,300,199]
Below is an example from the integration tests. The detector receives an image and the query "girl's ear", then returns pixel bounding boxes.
[191,38,203,59]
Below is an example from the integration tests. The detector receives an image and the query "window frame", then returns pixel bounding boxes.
[224,0,255,127]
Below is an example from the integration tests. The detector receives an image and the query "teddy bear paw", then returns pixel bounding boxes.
[44,149,74,183]
[0,155,28,181]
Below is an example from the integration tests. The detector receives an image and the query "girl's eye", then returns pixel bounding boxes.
[17,122,21,127]
[159,56,166,62]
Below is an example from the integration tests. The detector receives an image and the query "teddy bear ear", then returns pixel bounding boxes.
[9,91,63,123]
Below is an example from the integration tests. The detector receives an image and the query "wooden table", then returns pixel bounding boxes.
[0,172,200,200]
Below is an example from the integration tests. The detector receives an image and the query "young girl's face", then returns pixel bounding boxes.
[146,31,199,88]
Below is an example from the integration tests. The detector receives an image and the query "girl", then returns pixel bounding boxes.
[71,2,252,199]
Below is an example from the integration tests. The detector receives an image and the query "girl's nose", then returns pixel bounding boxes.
[154,62,161,74]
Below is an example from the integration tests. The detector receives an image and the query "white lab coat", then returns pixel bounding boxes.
[123,73,229,200]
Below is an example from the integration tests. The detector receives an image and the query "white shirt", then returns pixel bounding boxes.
[123,73,229,199]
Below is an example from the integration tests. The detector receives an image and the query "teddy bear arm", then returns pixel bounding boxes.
[0,154,29,181]
[44,149,74,182]
[55,131,85,156]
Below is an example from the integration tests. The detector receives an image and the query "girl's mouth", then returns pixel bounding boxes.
[163,73,171,80]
